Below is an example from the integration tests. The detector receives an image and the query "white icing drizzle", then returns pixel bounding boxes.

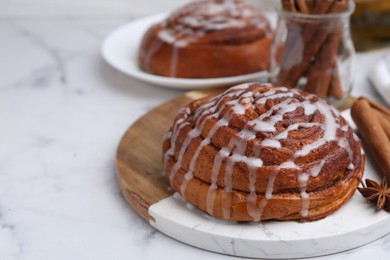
[302,100,318,115]
[338,137,354,170]
[261,139,281,148]
[294,101,338,158]
[300,189,310,217]
[265,169,279,199]
[280,160,299,169]
[163,131,172,142]
[164,83,359,221]
[309,160,326,177]
[247,159,262,221]
[207,147,230,215]
[255,92,294,105]
[164,107,191,164]
[340,125,349,132]
[222,153,235,218]
[168,128,199,184]
[158,0,268,47]
[143,37,165,72]
[251,99,304,134]
[274,122,320,140]
[347,163,355,170]
[169,45,179,77]
[180,117,228,198]
[169,86,247,212]
[158,30,177,45]
[353,132,360,141]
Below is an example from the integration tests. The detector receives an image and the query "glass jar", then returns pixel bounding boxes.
[270,1,355,108]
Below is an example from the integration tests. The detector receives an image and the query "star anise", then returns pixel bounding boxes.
[358,178,390,212]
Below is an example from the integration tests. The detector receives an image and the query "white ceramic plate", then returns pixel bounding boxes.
[148,110,390,259]
[101,13,270,89]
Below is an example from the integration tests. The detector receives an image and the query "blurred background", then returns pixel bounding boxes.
[0,0,272,18]
[352,0,390,51]
[1,0,389,51]
[0,0,189,18]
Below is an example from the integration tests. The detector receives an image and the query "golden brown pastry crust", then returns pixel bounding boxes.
[162,83,364,222]
[138,0,272,78]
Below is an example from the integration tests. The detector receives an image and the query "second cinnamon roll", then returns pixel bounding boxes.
[138,0,272,78]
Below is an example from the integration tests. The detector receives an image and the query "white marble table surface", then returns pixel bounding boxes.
[1,10,390,260]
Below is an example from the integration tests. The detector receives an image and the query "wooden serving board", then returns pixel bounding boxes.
[116,88,224,221]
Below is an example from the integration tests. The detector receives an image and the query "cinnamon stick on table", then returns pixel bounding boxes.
[359,97,390,138]
[373,110,390,138]
[359,97,390,117]
[351,98,390,182]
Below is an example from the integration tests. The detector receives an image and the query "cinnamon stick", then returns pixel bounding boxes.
[279,0,300,83]
[305,0,316,12]
[312,0,335,14]
[278,0,302,83]
[327,0,349,99]
[279,21,333,88]
[373,110,390,138]
[282,0,297,12]
[351,99,390,181]
[359,97,390,117]
[328,63,343,99]
[305,29,341,98]
[360,97,390,138]
[305,67,331,98]
[295,0,309,14]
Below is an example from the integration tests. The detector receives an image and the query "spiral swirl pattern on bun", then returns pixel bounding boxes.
[162,83,364,221]
[139,0,272,78]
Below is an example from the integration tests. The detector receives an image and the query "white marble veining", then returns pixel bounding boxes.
[0,7,390,260]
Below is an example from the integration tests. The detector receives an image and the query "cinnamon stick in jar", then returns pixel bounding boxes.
[325,0,350,99]
[351,99,390,181]
[277,0,336,88]
[328,64,343,99]
[281,0,297,12]
[295,0,309,13]
[276,0,350,102]
[305,29,341,98]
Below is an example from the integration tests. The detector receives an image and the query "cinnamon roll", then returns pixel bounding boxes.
[138,0,272,78]
[162,83,364,222]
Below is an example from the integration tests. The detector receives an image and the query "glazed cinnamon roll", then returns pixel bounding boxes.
[162,83,364,222]
[138,0,272,78]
